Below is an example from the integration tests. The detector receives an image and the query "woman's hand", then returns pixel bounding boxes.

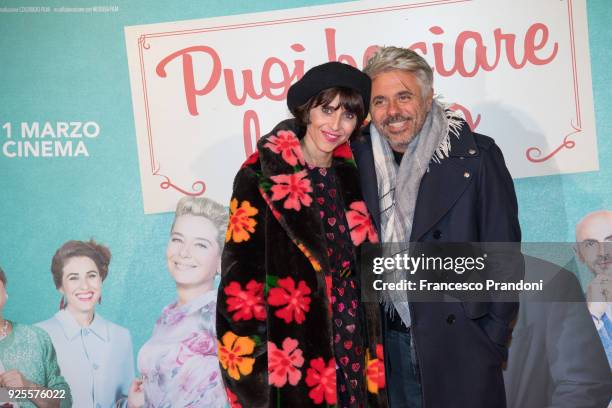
[0,369,32,389]
[127,379,144,408]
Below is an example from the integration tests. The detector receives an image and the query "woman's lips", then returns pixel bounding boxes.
[76,292,94,301]
[321,130,341,143]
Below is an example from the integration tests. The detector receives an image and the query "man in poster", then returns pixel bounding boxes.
[352,46,521,407]
[575,210,612,366]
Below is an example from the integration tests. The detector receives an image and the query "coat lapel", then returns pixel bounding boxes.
[409,159,474,241]
[256,121,329,274]
[410,124,479,241]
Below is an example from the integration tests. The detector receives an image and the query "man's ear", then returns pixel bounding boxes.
[426,88,434,112]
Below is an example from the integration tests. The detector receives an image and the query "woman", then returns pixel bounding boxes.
[0,266,72,408]
[217,62,386,407]
[36,240,134,407]
[128,196,229,408]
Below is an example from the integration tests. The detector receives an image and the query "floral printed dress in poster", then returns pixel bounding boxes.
[138,290,228,407]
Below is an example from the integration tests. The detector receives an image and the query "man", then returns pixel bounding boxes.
[575,210,612,366]
[503,254,612,408]
[352,46,521,407]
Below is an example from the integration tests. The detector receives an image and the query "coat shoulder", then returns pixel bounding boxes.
[472,132,496,151]
[456,127,505,160]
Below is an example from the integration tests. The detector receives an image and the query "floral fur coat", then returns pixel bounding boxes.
[217,120,387,408]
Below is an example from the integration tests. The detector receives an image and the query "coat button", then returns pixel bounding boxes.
[433,230,442,239]
[468,148,477,155]
[463,171,470,178]
[446,314,456,324]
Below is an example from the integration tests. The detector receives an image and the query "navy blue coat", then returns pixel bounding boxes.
[352,121,522,408]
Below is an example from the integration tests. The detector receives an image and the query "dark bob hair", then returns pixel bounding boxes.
[290,86,366,139]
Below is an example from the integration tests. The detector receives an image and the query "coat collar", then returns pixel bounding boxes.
[254,119,369,273]
[352,120,478,241]
[54,309,109,342]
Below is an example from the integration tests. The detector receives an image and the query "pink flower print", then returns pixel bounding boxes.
[159,303,187,326]
[185,331,216,355]
[176,331,216,364]
[270,170,313,211]
[346,201,379,245]
[268,337,305,387]
[264,130,305,166]
[176,355,204,394]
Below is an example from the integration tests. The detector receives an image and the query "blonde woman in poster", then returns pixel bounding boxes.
[36,240,134,408]
[127,197,229,408]
[0,266,72,408]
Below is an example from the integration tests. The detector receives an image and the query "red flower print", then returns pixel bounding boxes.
[264,130,305,166]
[225,387,242,408]
[268,337,305,387]
[268,277,311,324]
[270,170,313,211]
[224,280,266,322]
[305,357,337,405]
[366,344,386,393]
[240,150,259,169]
[346,201,379,245]
[332,142,353,159]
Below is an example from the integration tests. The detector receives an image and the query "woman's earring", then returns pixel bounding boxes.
[98,296,102,305]
[59,296,66,310]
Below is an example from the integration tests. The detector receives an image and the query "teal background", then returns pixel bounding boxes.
[0,0,610,358]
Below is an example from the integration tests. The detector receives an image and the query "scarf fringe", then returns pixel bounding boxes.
[431,98,464,164]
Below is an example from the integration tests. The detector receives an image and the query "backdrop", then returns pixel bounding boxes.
[0,0,610,359]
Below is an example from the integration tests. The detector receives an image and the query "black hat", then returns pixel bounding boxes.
[287,61,371,114]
